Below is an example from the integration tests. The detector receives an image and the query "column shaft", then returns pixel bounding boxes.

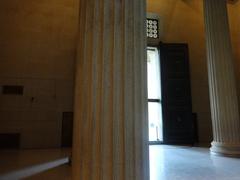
[203,0,240,156]
[72,0,149,179]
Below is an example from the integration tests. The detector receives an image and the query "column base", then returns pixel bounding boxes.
[210,141,240,157]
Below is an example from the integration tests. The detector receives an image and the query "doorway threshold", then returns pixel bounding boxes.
[149,141,163,145]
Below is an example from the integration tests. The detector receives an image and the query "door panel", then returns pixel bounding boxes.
[160,43,194,144]
[166,79,191,105]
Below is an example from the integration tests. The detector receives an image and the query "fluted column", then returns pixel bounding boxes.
[203,0,240,156]
[72,0,149,179]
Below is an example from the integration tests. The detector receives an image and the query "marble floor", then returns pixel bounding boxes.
[0,148,71,179]
[150,145,240,180]
[0,148,70,174]
[1,146,240,179]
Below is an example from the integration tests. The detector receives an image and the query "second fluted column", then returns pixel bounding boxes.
[203,0,240,156]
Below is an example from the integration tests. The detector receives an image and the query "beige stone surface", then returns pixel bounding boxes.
[0,0,79,148]
[0,0,240,149]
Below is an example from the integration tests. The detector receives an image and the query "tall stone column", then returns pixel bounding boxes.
[203,0,240,156]
[72,0,149,179]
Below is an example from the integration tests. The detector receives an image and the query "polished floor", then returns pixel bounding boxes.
[0,148,71,179]
[150,145,240,180]
[1,146,240,179]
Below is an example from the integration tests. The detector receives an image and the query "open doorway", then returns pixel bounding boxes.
[147,43,196,144]
[147,47,163,142]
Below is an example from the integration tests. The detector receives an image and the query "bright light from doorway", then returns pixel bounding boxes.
[147,47,163,142]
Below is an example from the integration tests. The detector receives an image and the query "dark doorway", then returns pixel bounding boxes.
[0,133,20,149]
[61,112,73,147]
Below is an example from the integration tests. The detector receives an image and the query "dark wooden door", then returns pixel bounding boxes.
[61,112,73,147]
[160,43,194,144]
